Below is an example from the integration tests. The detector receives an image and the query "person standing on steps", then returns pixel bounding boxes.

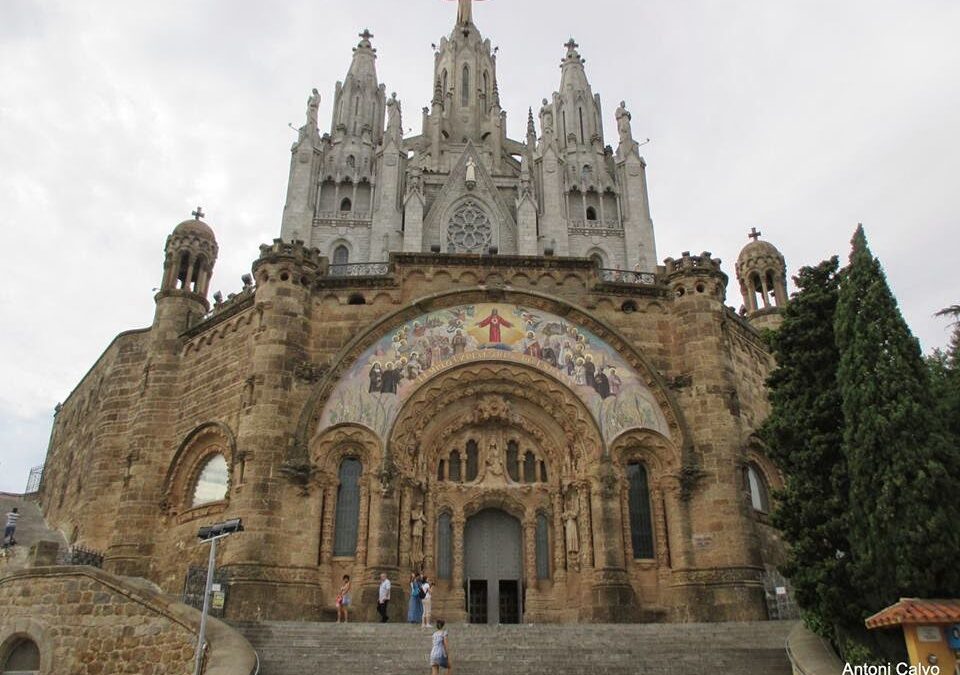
[408,572,424,624]
[429,619,452,674]
[3,508,18,546]
[421,576,433,628]
[336,574,351,623]
[377,572,391,623]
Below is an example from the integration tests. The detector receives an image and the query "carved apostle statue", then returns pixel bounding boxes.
[411,505,427,566]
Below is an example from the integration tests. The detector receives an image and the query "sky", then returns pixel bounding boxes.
[1,0,958,493]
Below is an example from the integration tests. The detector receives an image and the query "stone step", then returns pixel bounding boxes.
[231,620,796,675]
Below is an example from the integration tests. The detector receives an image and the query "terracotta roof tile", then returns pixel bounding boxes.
[865,598,960,629]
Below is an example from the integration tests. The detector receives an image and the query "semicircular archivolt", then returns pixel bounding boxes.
[317,301,670,445]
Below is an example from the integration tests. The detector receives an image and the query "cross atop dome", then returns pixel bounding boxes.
[748,227,762,241]
[192,206,205,221]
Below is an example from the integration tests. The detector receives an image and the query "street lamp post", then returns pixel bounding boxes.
[194,518,243,675]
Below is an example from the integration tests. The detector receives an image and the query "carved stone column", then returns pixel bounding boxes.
[551,489,566,582]
[586,458,637,622]
[356,481,371,567]
[424,486,436,577]
[523,511,537,588]
[578,482,595,569]
[319,478,337,565]
[398,484,413,571]
[450,512,467,619]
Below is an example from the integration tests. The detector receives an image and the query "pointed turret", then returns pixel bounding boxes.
[331,29,386,145]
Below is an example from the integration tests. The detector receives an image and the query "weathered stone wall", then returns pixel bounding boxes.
[40,329,150,551]
[0,567,195,675]
[38,249,784,624]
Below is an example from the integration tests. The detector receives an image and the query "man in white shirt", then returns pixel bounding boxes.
[377,572,391,623]
[3,508,18,545]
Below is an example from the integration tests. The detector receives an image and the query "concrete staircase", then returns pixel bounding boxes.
[233,619,796,675]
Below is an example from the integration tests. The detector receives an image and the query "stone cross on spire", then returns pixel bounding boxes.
[359,28,373,41]
[748,227,762,241]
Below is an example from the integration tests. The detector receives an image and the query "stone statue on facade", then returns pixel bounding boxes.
[307,88,320,128]
[465,157,477,188]
[615,100,633,147]
[411,504,427,567]
[386,92,402,140]
[539,98,553,135]
[563,490,581,569]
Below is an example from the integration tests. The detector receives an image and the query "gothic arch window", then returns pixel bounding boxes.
[340,197,353,213]
[461,65,470,107]
[1,637,40,674]
[506,440,520,482]
[437,459,446,481]
[442,69,448,98]
[746,463,770,513]
[449,450,462,482]
[437,512,453,579]
[535,513,550,579]
[333,244,350,265]
[446,200,492,253]
[523,451,536,483]
[578,108,585,143]
[333,458,362,556]
[589,250,605,268]
[482,71,489,112]
[586,206,597,221]
[465,440,479,482]
[192,454,229,507]
[627,462,655,559]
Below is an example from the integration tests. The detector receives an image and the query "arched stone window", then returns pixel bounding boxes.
[523,451,536,483]
[589,252,604,268]
[2,638,40,674]
[333,244,350,265]
[346,155,356,169]
[446,200,492,253]
[437,512,453,579]
[746,463,770,513]
[333,458,362,556]
[449,450,462,482]
[506,441,519,482]
[585,206,597,221]
[437,459,445,481]
[465,440,479,481]
[340,197,352,213]
[461,65,470,107]
[192,454,229,507]
[535,513,550,580]
[627,462,655,559]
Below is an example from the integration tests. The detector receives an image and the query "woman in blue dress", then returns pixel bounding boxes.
[407,572,423,624]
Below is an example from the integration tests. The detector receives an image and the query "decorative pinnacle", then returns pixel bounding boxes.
[192,206,205,221]
[748,227,762,241]
[527,107,536,135]
[564,37,579,52]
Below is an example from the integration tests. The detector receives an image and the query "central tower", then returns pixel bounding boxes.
[279,0,657,270]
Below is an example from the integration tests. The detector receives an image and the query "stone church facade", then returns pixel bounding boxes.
[37,0,793,624]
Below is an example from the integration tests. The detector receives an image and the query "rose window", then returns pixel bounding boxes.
[446,201,493,253]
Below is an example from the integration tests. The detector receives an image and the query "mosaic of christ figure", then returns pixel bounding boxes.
[476,308,513,343]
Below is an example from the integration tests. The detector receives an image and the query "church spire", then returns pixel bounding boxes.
[331,29,386,144]
[456,0,474,26]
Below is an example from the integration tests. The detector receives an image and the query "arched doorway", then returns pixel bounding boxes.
[465,508,522,624]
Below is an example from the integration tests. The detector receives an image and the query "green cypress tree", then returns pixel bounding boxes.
[763,257,857,635]
[835,226,960,618]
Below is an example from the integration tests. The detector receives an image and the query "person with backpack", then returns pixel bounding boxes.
[407,571,424,624]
